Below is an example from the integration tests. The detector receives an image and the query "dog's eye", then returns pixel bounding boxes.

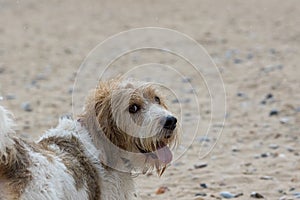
[154,96,161,104]
[129,104,140,113]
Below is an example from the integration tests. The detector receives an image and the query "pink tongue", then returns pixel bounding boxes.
[155,146,173,164]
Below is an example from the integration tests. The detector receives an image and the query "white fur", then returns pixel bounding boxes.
[0,106,16,163]
[0,106,136,200]
[0,78,177,200]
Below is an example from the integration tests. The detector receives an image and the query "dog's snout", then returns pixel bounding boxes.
[163,115,177,130]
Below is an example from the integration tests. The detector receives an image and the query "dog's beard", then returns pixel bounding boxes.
[134,128,178,176]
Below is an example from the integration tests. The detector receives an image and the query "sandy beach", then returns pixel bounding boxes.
[0,0,299,199]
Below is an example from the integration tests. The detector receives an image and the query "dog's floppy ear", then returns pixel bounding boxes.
[80,79,122,168]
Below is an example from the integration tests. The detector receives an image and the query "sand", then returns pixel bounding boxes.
[0,0,299,199]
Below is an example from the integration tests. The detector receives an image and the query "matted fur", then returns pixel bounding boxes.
[0,78,179,200]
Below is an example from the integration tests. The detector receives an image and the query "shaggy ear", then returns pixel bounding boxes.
[80,79,121,168]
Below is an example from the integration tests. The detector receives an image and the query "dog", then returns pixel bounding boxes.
[0,78,179,200]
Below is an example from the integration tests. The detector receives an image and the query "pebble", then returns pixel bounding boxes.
[261,152,270,158]
[293,192,300,198]
[220,191,243,199]
[247,53,254,60]
[260,176,273,180]
[220,191,235,199]
[194,163,208,169]
[279,196,287,200]
[197,136,210,142]
[260,100,267,105]
[6,94,16,100]
[0,67,5,73]
[266,93,273,99]
[262,64,283,73]
[234,58,243,64]
[296,107,300,112]
[250,192,264,198]
[269,48,276,54]
[286,146,295,152]
[268,144,279,149]
[21,102,33,112]
[182,77,192,83]
[172,99,179,104]
[269,109,279,116]
[279,117,289,124]
[155,186,169,195]
[225,50,234,59]
[195,192,207,197]
[237,92,247,98]
[289,188,295,191]
[232,146,240,152]
[0,96,3,101]
[200,183,208,188]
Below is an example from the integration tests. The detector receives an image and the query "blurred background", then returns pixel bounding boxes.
[0,0,299,199]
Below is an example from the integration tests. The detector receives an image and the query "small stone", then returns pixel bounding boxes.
[250,192,264,198]
[260,100,267,105]
[64,48,72,54]
[237,92,246,97]
[197,136,210,142]
[220,191,236,199]
[269,48,276,54]
[21,102,33,112]
[182,77,192,83]
[279,196,287,200]
[225,50,234,59]
[200,183,208,188]
[247,53,254,60]
[232,146,240,152]
[155,186,169,195]
[266,93,273,99]
[269,144,279,149]
[296,107,300,112]
[293,192,300,198]
[234,58,243,64]
[260,176,273,180]
[0,67,5,73]
[278,189,286,194]
[286,146,295,152]
[269,109,279,116]
[194,163,208,169]
[6,94,16,100]
[262,64,283,73]
[182,98,191,103]
[280,117,289,124]
[261,153,270,158]
[172,99,179,104]
[195,192,207,197]
[289,187,295,191]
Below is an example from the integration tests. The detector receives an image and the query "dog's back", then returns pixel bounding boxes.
[0,106,30,199]
[0,106,102,200]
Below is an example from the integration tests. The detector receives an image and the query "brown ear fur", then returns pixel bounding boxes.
[80,79,126,167]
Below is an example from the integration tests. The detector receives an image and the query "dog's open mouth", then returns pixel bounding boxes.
[137,142,173,165]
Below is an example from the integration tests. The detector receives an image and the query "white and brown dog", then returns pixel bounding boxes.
[0,79,179,200]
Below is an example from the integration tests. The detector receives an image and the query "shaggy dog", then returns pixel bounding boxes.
[0,79,179,200]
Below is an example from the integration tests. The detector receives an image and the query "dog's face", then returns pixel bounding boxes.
[83,79,179,175]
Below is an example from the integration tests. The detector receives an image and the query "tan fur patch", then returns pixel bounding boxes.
[39,136,101,200]
[0,139,32,199]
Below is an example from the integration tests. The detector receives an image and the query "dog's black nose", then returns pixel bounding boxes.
[163,116,177,130]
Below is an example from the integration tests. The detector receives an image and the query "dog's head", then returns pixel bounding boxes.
[81,78,179,175]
